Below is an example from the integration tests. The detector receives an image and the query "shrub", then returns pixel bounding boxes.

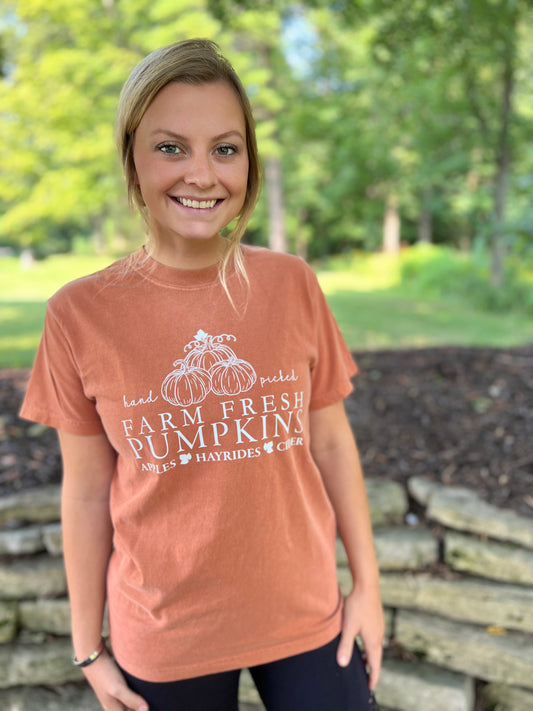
[399,244,533,314]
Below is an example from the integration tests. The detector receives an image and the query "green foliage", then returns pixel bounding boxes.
[0,0,228,249]
[0,0,532,270]
[399,244,533,314]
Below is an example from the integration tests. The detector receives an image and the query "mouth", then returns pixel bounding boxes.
[170,196,222,210]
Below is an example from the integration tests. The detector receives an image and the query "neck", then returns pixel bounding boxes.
[145,234,227,270]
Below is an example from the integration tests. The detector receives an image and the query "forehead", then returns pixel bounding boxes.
[138,81,246,135]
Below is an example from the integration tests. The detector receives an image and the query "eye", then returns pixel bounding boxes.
[157,143,182,156]
[216,144,237,157]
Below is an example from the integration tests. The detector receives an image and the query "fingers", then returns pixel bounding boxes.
[336,590,384,690]
[115,688,149,711]
[102,679,149,711]
[365,640,383,690]
[83,652,149,711]
[336,630,355,668]
[337,631,382,690]
[100,689,149,711]
[336,594,358,667]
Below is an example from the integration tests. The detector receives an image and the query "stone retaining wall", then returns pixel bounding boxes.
[1,478,533,711]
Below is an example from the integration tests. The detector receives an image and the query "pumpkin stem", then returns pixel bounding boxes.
[171,359,188,369]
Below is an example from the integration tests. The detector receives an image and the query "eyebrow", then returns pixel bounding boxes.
[150,129,245,142]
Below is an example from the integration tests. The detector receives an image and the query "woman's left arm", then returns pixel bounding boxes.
[309,400,384,690]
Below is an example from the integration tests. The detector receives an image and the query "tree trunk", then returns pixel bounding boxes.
[417,189,433,243]
[383,195,401,254]
[490,21,515,288]
[418,209,433,244]
[265,155,287,253]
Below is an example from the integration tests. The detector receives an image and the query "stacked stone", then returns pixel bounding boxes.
[1,479,533,710]
[359,477,533,711]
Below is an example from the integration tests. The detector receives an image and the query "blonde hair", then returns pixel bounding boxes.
[115,39,262,295]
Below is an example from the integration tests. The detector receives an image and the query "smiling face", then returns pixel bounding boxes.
[132,81,249,265]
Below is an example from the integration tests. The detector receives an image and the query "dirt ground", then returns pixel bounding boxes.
[1,345,532,517]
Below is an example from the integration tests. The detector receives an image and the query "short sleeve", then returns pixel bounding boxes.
[307,269,358,410]
[19,305,105,435]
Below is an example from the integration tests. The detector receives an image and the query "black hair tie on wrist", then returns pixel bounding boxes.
[73,637,106,668]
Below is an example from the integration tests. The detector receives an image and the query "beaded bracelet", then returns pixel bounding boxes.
[73,637,106,668]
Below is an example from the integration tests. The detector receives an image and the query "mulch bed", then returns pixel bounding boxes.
[1,346,532,517]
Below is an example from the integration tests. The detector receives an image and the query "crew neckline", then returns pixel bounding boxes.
[131,246,235,289]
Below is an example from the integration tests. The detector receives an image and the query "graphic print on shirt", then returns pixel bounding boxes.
[120,328,304,475]
[161,330,257,406]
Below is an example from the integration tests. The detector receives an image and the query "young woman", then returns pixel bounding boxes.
[21,39,384,711]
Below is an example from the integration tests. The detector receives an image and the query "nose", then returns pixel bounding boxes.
[183,153,217,189]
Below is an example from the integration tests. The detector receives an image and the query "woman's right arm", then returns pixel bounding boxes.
[59,431,148,711]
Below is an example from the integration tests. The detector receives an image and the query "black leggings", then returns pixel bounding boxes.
[119,634,379,711]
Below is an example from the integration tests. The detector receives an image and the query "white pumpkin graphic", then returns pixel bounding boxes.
[161,330,257,407]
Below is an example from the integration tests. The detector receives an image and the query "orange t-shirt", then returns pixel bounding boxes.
[21,245,357,682]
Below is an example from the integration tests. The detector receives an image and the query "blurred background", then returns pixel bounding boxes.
[1,0,533,367]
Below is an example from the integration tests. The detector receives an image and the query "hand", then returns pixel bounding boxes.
[336,584,384,690]
[82,649,149,711]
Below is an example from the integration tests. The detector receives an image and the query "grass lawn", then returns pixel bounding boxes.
[320,285,533,350]
[317,259,533,350]
[1,252,532,369]
[0,255,114,368]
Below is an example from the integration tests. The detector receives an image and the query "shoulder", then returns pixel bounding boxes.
[48,251,139,314]
[242,244,316,284]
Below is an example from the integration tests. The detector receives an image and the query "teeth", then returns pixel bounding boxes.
[177,198,217,209]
